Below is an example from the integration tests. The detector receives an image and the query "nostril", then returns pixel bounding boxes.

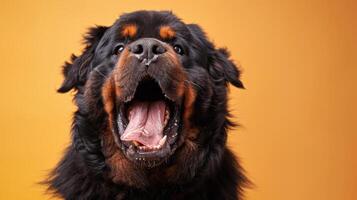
[152,45,166,55]
[132,44,144,54]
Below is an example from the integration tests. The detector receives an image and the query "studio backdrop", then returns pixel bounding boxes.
[0,0,356,199]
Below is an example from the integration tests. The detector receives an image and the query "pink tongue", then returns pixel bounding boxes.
[120,101,166,147]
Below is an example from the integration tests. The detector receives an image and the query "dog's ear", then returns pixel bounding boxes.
[187,24,244,89]
[209,48,244,88]
[57,25,108,93]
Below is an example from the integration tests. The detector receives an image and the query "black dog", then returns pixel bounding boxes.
[46,10,249,200]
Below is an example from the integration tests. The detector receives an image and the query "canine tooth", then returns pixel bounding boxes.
[159,135,167,146]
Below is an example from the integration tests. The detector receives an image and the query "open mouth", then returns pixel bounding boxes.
[115,76,181,167]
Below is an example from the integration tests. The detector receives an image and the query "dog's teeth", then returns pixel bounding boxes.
[133,141,140,146]
[159,135,167,147]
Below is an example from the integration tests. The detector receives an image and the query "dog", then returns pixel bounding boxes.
[46,10,249,200]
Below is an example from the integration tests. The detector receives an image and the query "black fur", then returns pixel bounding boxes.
[46,10,249,200]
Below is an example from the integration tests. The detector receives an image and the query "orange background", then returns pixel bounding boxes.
[0,0,356,199]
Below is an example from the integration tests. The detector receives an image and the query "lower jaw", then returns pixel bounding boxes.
[120,134,182,167]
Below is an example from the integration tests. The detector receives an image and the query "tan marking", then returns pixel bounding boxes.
[101,129,146,188]
[121,24,137,38]
[159,25,176,39]
[183,84,197,139]
[102,76,116,115]
[165,48,185,98]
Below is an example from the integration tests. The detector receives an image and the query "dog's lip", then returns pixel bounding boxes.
[126,138,171,158]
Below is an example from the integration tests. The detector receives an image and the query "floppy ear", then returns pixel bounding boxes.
[57,25,108,93]
[187,24,244,89]
[209,48,244,88]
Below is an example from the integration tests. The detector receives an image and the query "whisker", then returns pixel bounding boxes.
[93,68,107,78]
[185,80,203,90]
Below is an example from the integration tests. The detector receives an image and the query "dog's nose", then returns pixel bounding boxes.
[129,38,167,65]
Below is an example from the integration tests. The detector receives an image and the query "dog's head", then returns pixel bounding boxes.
[58,10,243,186]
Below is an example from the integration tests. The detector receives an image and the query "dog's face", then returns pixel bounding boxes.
[58,10,243,185]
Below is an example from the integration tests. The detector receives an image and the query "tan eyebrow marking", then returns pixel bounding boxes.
[121,24,137,38]
[159,25,176,39]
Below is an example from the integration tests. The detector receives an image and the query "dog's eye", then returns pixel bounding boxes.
[113,44,125,55]
[173,45,184,55]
